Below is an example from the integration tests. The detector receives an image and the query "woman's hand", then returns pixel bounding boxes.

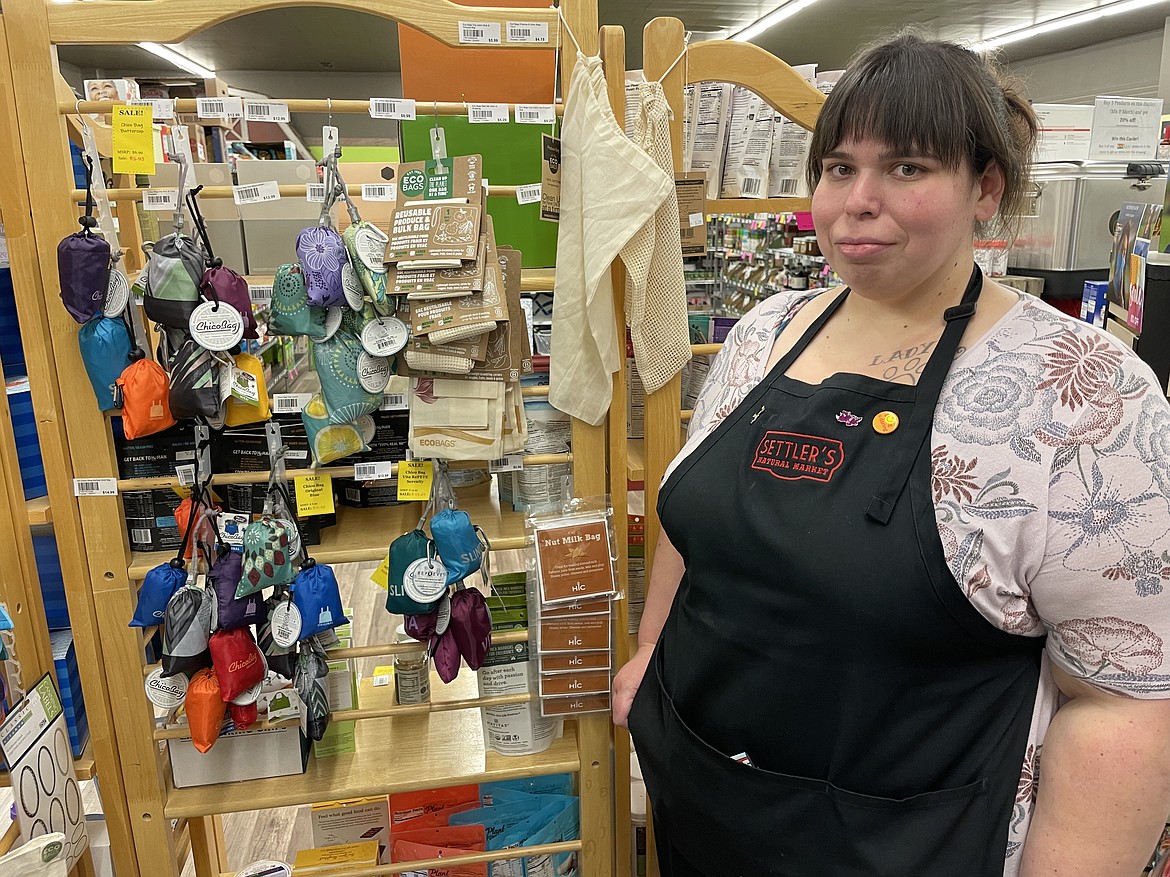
[613,643,656,729]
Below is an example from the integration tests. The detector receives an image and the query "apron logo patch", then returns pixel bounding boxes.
[836,410,862,427]
[752,431,844,483]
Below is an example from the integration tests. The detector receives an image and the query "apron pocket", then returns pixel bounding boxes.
[639,651,995,877]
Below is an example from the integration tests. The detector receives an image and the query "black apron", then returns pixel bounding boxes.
[629,266,1044,877]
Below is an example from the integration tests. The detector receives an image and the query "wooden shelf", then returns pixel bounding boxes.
[0,739,93,785]
[26,495,51,526]
[164,674,579,819]
[707,197,811,214]
[245,267,555,293]
[627,438,644,486]
[127,481,528,579]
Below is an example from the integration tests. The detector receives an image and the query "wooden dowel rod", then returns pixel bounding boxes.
[72,184,522,202]
[61,99,564,117]
[237,841,582,877]
[681,409,694,422]
[691,343,722,356]
[0,822,19,855]
[328,628,527,661]
[155,718,301,741]
[336,691,533,722]
[521,385,550,397]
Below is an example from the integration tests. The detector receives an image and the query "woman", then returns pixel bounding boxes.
[615,34,1170,877]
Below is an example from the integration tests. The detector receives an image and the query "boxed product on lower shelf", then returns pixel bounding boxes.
[311,796,391,863]
[50,629,89,758]
[7,375,46,501]
[33,531,69,630]
[115,423,197,552]
[168,720,311,789]
[293,840,380,875]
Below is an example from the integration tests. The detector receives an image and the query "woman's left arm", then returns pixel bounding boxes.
[1020,665,1170,877]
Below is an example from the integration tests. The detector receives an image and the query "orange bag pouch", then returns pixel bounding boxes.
[186,666,227,753]
[116,358,176,439]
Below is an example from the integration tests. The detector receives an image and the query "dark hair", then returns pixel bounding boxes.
[806,33,1037,238]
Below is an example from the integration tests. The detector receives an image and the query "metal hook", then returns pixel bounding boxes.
[433,100,440,132]
[74,96,93,137]
[327,96,333,127]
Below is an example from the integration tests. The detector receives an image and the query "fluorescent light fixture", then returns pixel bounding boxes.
[730,0,823,42]
[970,0,1170,52]
[137,42,216,79]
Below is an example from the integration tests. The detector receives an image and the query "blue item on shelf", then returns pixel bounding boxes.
[6,376,46,501]
[50,629,90,759]
[33,532,69,630]
[0,268,26,376]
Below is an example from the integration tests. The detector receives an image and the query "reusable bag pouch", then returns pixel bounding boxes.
[158,328,222,421]
[223,351,272,427]
[294,638,331,741]
[271,263,326,337]
[429,461,490,585]
[291,559,349,639]
[189,185,259,339]
[115,297,177,438]
[386,496,443,615]
[130,491,203,627]
[239,461,304,596]
[312,327,380,423]
[78,312,133,411]
[301,392,369,465]
[296,159,349,308]
[143,155,204,328]
[57,152,111,323]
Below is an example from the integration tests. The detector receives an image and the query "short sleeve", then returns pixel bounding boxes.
[1032,354,1170,699]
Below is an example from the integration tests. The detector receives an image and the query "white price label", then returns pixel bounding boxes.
[516,183,542,205]
[516,104,556,125]
[175,464,196,487]
[272,393,312,414]
[233,180,282,205]
[249,284,273,306]
[507,21,549,43]
[353,461,395,481]
[459,20,502,44]
[469,103,510,124]
[244,100,290,122]
[73,478,117,497]
[689,212,705,227]
[369,98,416,120]
[361,183,396,202]
[380,393,408,411]
[305,183,326,203]
[489,454,524,473]
[142,189,180,212]
[197,96,243,118]
[129,98,175,120]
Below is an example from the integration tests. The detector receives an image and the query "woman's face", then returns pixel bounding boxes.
[88,81,118,102]
[812,137,1004,302]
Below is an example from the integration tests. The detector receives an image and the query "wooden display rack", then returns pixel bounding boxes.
[0,0,636,874]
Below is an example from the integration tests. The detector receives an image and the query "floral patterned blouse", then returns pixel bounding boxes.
[669,288,1170,875]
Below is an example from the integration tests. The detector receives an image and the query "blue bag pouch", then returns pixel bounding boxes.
[130,562,187,627]
[431,508,487,585]
[78,314,133,410]
[292,560,349,639]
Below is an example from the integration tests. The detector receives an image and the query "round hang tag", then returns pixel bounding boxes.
[317,307,344,342]
[189,300,245,351]
[231,678,263,706]
[236,863,291,877]
[358,352,391,393]
[271,601,303,648]
[403,557,449,603]
[103,269,130,317]
[342,261,365,311]
[434,592,452,635]
[360,316,409,357]
[144,668,188,710]
[355,225,390,273]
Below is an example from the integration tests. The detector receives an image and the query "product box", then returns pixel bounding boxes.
[122,488,182,552]
[311,797,391,863]
[115,422,198,479]
[316,616,357,758]
[168,720,310,789]
[33,532,69,630]
[7,377,45,501]
[387,156,483,263]
[293,841,380,874]
[1082,279,1109,328]
[236,160,321,275]
[720,86,776,199]
[50,629,89,758]
[335,479,403,509]
[212,416,310,473]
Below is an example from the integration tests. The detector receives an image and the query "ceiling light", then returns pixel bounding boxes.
[137,42,216,79]
[730,0,823,43]
[969,0,1170,52]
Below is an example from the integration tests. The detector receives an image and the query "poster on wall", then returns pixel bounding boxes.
[1033,104,1094,162]
[1088,96,1163,161]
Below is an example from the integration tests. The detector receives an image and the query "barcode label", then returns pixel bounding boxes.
[244,100,290,122]
[741,177,762,197]
[142,189,179,211]
[689,212,705,227]
[73,478,117,497]
[489,454,524,473]
[516,104,556,125]
[361,184,396,202]
[233,180,282,205]
[197,97,243,118]
[306,183,326,202]
[777,179,799,196]
[507,21,549,43]
[353,461,394,481]
[369,98,416,120]
[469,103,509,124]
[286,450,309,461]
[516,183,542,205]
[459,20,502,44]
[175,464,196,487]
[130,528,152,545]
[249,284,273,305]
[380,393,408,411]
[273,393,312,413]
[129,98,175,120]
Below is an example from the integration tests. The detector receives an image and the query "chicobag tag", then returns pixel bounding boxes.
[291,559,349,640]
[78,313,133,411]
[57,153,111,323]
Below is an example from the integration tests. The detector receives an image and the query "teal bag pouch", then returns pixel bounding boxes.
[78,314,133,410]
[312,327,380,424]
[271,262,327,337]
[385,529,440,615]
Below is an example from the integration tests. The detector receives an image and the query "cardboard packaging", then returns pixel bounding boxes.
[1082,279,1109,328]
[720,86,776,199]
[168,721,311,788]
[311,797,392,863]
[293,841,380,874]
[689,82,733,201]
[50,630,89,758]
[236,160,321,274]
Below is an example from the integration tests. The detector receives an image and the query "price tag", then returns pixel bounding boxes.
[361,316,409,357]
[381,393,408,411]
[197,96,243,118]
[353,460,394,482]
[371,670,392,687]
[306,183,326,203]
[142,189,180,211]
[404,557,449,603]
[396,459,434,502]
[369,98,416,120]
[354,225,389,272]
[459,20,502,44]
[516,183,542,205]
[244,100,290,122]
[361,183,396,202]
[232,369,260,404]
[144,668,188,709]
[294,472,335,516]
[129,98,175,120]
[507,21,550,43]
[469,103,510,124]
[516,104,556,125]
[233,180,282,205]
[271,601,303,648]
[489,454,524,473]
[272,393,312,414]
[175,464,196,487]
[189,300,245,351]
[111,105,154,175]
[104,269,130,317]
[370,554,391,589]
[689,212,705,227]
[249,284,273,306]
[73,478,117,497]
[358,353,392,393]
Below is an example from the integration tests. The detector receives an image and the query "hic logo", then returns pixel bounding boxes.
[752,431,844,483]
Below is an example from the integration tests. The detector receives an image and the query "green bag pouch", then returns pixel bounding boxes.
[342,221,389,305]
[312,328,381,424]
[300,393,371,465]
[270,262,327,337]
[385,528,441,615]
[143,235,203,329]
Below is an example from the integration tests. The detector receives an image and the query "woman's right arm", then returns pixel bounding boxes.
[612,529,684,727]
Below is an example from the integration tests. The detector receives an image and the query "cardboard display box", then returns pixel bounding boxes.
[311,796,391,863]
[168,720,310,789]
[236,160,321,274]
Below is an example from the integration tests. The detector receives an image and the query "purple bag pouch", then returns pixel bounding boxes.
[58,232,111,323]
[432,627,461,683]
[208,550,262,630]
[201,266,258,339]
[404,610,438,642]
[296,226,349,307]
[449,588,492,671]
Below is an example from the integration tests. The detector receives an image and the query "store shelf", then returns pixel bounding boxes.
[627,439,644,486]
[26,495,51,526]
[164,675,579,819]
[707,197,811,214]
[244,267,556,294]
[127,481,528,579]
[0,739,93,785]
